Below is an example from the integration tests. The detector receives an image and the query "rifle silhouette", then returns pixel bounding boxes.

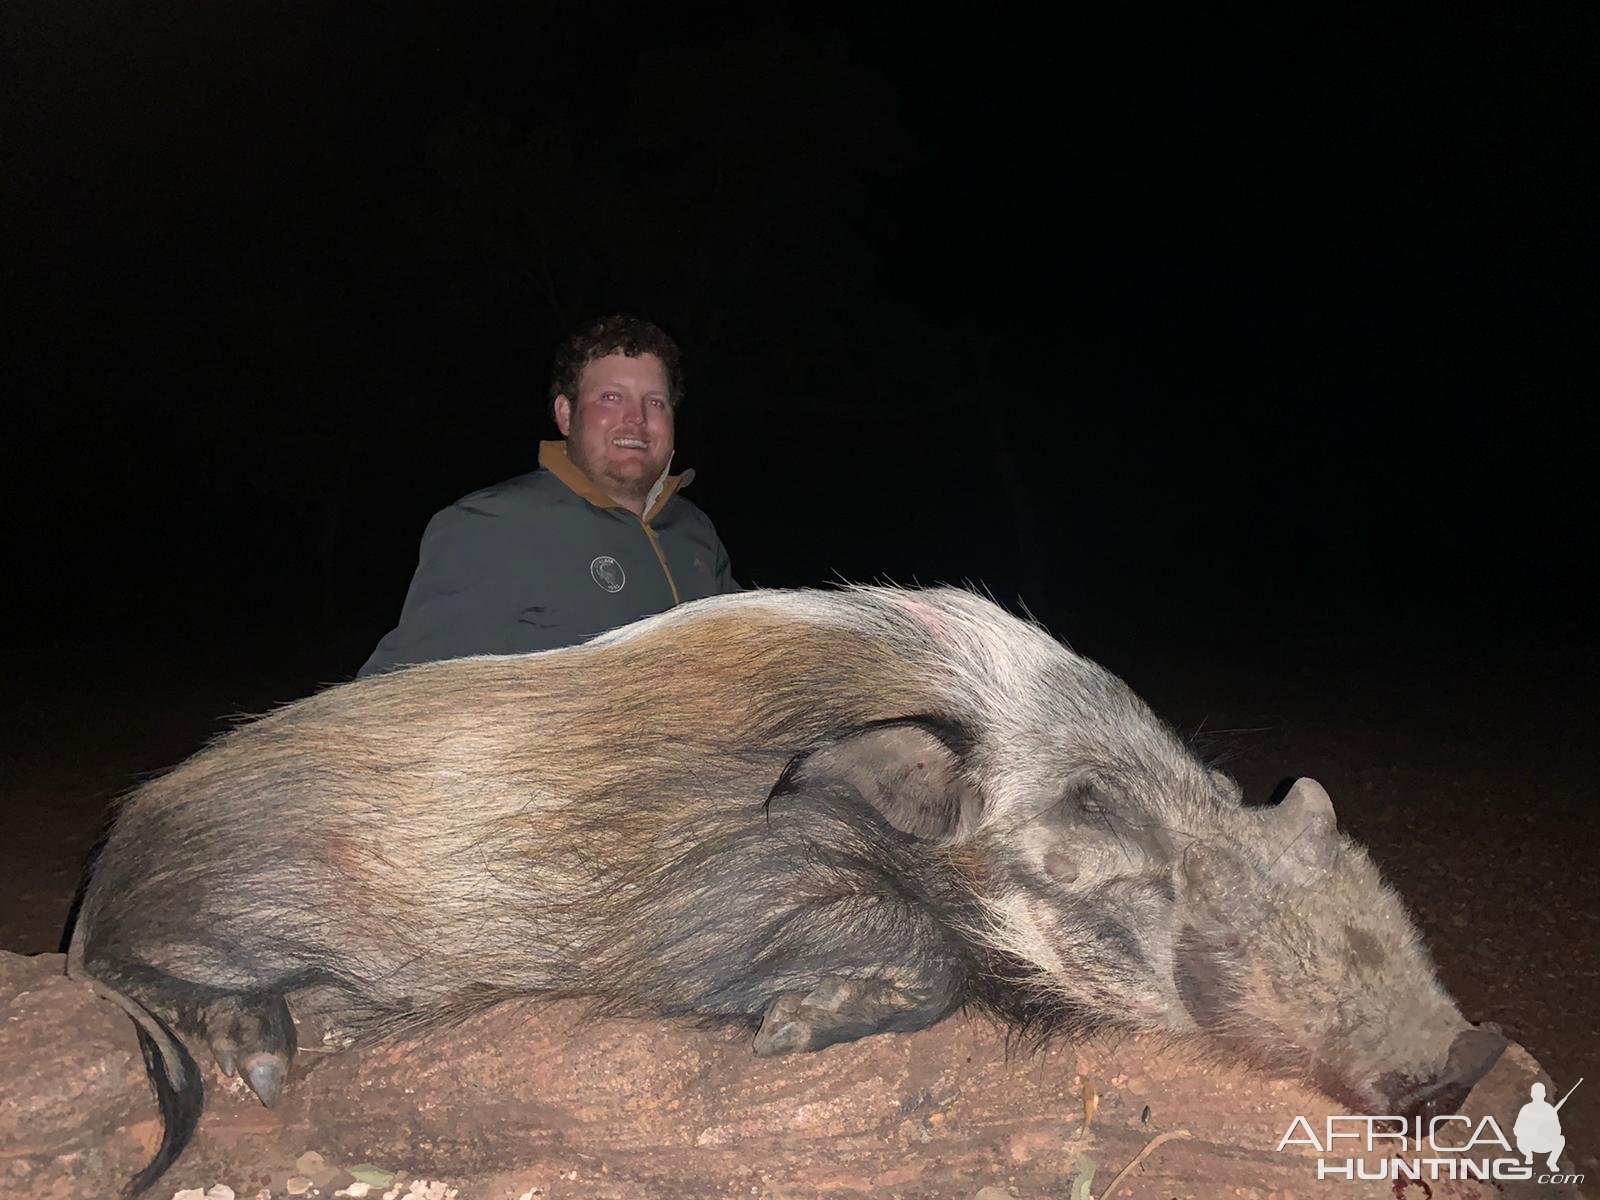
[1553,1077,1583,1112]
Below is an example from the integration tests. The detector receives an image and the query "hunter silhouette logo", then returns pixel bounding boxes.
[1516,1078,1580,1172]
[1275,1076,1584,1185]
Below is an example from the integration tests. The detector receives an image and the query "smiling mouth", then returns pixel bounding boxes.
[612,438,649,450]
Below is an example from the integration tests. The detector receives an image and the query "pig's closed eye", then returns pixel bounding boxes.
[1052,783,1112,821]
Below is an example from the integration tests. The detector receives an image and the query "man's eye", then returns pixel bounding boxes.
[649,397,665,408]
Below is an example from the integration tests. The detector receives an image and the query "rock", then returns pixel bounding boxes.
[294,1150,336,1188]
[0,950,162,1189]
[1,951,1588,1199]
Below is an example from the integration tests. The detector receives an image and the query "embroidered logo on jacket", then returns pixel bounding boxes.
[590,556,626,593]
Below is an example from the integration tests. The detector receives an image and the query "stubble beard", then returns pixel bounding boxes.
[598,463,655,506]
[569,438,661,508]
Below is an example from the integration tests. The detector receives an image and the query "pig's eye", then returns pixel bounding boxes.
[1052,781,1121,825]
[1060,784,1112,819]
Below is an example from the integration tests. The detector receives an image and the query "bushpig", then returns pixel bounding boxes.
[67,585,1506,1196]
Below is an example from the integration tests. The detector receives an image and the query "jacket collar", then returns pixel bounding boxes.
[538,440,694,525]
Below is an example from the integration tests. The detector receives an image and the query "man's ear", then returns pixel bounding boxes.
[553,393,574,436]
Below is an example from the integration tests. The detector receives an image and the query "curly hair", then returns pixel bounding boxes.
[548,314,684,418]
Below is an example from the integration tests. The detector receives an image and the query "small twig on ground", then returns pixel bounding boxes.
[1096,1128,1193,1199]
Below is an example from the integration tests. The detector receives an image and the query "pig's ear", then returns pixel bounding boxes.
[1260,777,1339,884]
[1272,777,1337,835]
[767,716,982,841]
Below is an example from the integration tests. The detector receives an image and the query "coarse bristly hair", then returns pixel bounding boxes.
[68,584,1496,1197]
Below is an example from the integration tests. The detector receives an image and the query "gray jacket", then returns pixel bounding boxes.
[359,441,737,676]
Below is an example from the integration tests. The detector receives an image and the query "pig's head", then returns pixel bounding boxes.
[1170,777,1506,1118]
[794,589,1505,1117]
[781,713,1502,1121]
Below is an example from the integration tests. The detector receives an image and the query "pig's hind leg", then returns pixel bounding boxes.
[77,942,300,1106]
[201,990,297,1105]
[87,932,303,1107]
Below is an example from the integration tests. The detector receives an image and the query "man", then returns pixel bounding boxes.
[359,315,738,677]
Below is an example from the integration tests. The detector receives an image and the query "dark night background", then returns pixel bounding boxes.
[3,2,1597,1170]
[6,3,1594,667]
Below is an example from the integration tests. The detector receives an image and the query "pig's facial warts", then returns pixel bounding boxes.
[974,785,1188,1029]
[999,778,1170,895]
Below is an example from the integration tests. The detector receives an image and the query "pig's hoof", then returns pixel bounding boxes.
[754,994,815,1056]
[209,1035,239,1078]
[243,1052,289,1107]
[202,990,297,1092]
[204,996,248,1076]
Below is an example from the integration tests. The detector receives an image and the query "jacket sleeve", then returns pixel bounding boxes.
[357,503,512,677]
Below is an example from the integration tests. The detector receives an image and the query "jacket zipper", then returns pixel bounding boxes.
[639,517,682,606]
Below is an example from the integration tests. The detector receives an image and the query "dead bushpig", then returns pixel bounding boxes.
[67,585,1506,1195]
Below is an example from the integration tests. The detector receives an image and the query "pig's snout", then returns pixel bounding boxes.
[1386,1027,1509,1121]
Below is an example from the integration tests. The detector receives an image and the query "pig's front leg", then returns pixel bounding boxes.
[753,973,958,1055]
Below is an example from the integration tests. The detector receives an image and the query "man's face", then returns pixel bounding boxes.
[554,352,675,510]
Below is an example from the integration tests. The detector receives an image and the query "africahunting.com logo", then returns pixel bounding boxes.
[1276,1078,1584,1185]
